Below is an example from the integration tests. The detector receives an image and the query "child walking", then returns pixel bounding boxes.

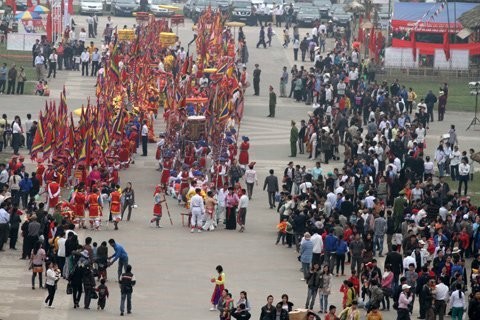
[275,218,287,245]
[96,278,109,310]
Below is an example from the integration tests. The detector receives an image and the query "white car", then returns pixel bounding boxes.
[149,0,175,16]
[80,0,104,14]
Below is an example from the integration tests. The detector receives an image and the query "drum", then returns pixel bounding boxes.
[118,29,135,41]
[185,116,206,141]
[160,32,177,46]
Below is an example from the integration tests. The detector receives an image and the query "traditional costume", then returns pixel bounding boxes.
[35,159,46,187]
[238,136,250,166]
[160,157,173,186]
[47,181,61,211]
[210,272,225,307]
[110,189,122,230]
[151,185,164,228]
[87,192,102,229]
[72,189,86,227]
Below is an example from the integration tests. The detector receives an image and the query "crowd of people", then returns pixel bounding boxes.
[0,193,136,315]
[247,22,480,320]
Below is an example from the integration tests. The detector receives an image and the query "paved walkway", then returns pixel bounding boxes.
[0,15,479,320]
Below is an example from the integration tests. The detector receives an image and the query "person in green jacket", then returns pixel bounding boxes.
[290,120,298,157]
[268,85,277,118]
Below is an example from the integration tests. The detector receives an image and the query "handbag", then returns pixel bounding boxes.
[90,291,99,299]
[33,265,44,273]
[66,283,73,295]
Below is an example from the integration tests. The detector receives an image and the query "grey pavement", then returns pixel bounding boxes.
[0,14,479,320]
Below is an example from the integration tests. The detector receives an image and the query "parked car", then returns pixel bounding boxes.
[80,0,104,15]
[312,0,331,19]
[230,0,254,25]
[104,0,112,11]
[149,0,175,16]
[296,5,320,27]
[190,0,218,23]
[329,3,352,26]
[16,0,28,11]
[217,0,231,14]
[111,0,139,16]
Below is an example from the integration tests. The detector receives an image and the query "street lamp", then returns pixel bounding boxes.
[467,81,480,130]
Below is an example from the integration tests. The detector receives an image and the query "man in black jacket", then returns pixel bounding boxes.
[385,245,403,286]
[263,169,279,209]
[424,90,437,123]
[260,295,275,320]
[119,264,136,316]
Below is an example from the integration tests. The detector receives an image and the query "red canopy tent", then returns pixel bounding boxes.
[391,2,480,58]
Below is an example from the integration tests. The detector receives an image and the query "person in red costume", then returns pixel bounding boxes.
[35,158,46,187]
[129,127,138,164]
[150,185,165,228]
[72,183,87,229]
[184,143,195,166]
[87,165,101,188]
[87,187,103,230]
[44,164,57,186]
[109,185,122,230]
[15,155,25,171]
[118,142,130,169]
[74,163,87,186]
[178,167,190,196]
[8,156,18,174]
[160,154,173,188]
[238,136,250,168]
[47,179,61,212]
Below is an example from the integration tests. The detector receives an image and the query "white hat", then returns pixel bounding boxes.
[418,240,426,245]
[463,214,469,220]
[81,250,89,258]
[452,247,461,254]
[402,284,411,290]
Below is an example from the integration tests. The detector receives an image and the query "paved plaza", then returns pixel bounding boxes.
[0,15,480,320]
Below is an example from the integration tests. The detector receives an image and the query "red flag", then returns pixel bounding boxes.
[369,28,376,60]
[443,32,451,61]
[6,0,17,14]
[27,0,33,7]
[357,17,364,42]
[68,0,74,15]
[31,111,44,159]
[411,30,417,62]
[46,12,52,42]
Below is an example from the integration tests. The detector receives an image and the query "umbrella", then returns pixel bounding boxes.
[225,21,246,28]
[15,11,39,20]
[158,5,179,10]
[225,21,246,41]
[344,1,364,13]
[73,107,97,116]
[29,5,50,13]
[361,20,374,29]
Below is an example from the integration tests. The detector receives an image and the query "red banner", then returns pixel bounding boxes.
[392,38,480,56]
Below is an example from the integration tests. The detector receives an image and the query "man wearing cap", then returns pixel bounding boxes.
[397,284,413,320]
[243,162,257,200]
[190,188,205,233]
[284,161,295,193]
[290,121,299,157]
